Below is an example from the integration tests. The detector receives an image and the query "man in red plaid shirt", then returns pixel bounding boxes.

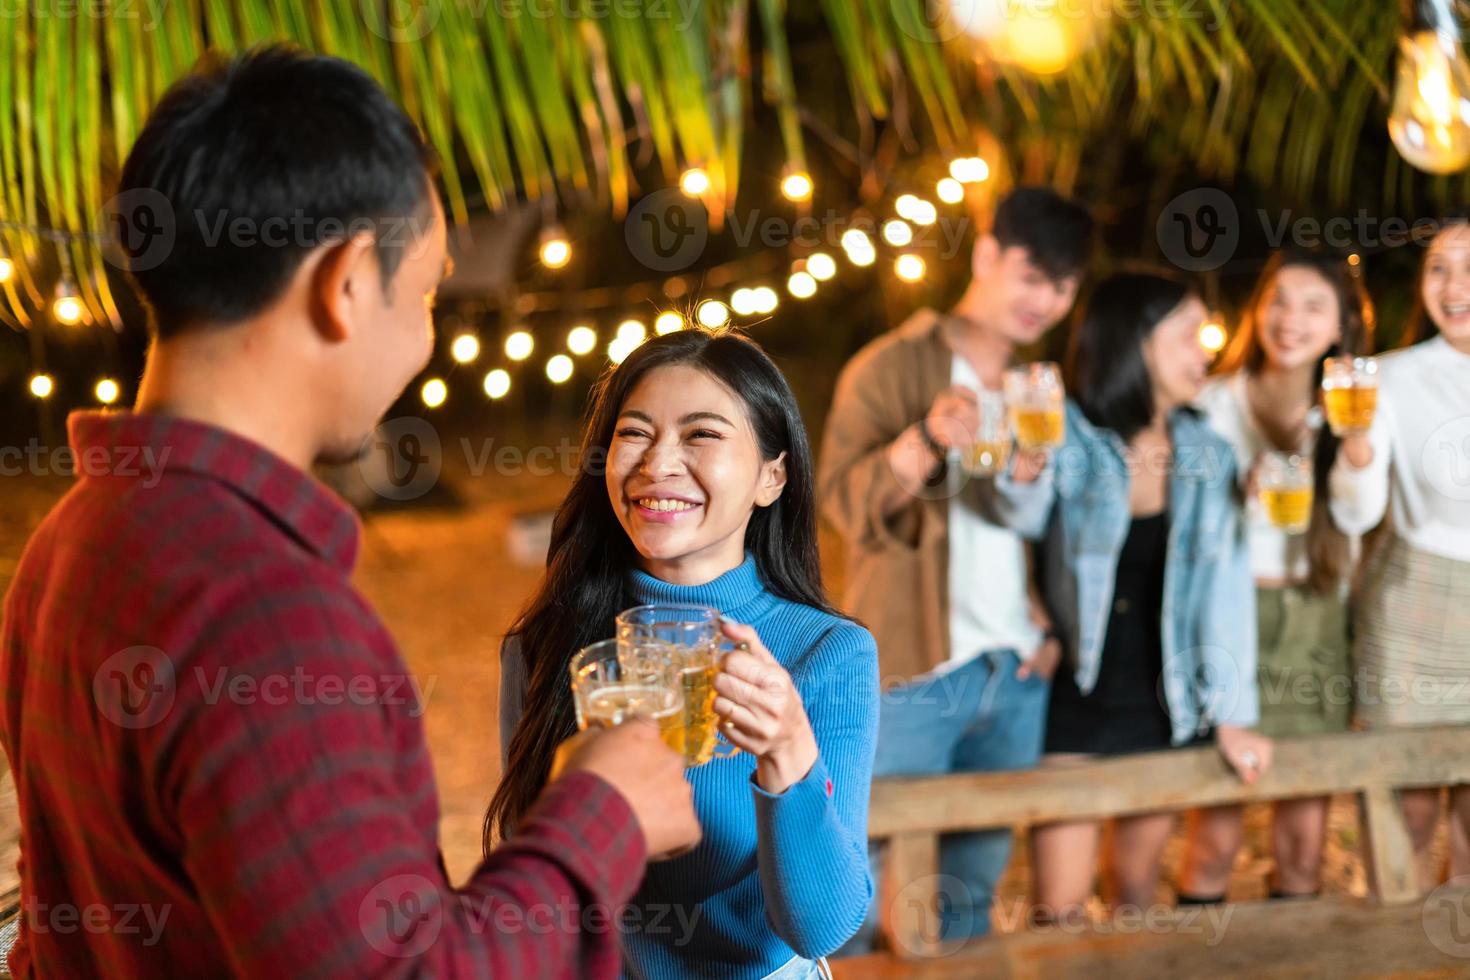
[0,46,698,977]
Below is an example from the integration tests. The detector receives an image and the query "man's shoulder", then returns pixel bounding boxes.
[842,309,946,379]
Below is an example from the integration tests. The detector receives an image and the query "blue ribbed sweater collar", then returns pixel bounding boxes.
[627,552,774,623]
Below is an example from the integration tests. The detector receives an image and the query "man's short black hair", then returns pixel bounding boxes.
[116,44,434,337]
[991,186,1094,281]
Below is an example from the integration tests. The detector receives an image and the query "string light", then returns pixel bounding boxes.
[1389,23,1470,173]
[1199,318,1227,353]
[696,299,730,327]
[29,374,53,399]
[617,318,647,343]
[567,324,598,355]
[730,288,758,316]
[840,229,876,267]
[421,378,448,409]
[0,256,13,283]
[608,334,640,364]
[936,177,965,204]
[751,286,779,315]
[655,311,685,335]
[52,283,83,325]
[1348,253,1362,267]
[882,219,914,247]
[505,330,535,361]
[539,228,572,269]
[450,333,481,364]
[895,195,937,226]
[780,171,813,202]
[546,354,575,383]
[807,252,837,281]
[948,157,990,183]
[787,271,817,299]
[895,254,927,282]
[94,378,120,405]
[679,167,711,196]
[484,368,512,399]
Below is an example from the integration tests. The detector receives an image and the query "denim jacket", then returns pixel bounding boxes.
[994,400,1259,743]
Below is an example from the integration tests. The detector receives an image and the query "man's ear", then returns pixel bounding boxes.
[309,233,378,343]
[973,234,1000,280]
[755,451,788,508]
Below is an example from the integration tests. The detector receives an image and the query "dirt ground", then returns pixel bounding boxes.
[0,450,1451,921]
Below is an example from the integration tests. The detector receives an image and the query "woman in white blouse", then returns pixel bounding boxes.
[1331,217,1470,889]
[1190,249,1371,903]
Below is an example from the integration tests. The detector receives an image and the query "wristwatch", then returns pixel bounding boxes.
[917,417,948,463]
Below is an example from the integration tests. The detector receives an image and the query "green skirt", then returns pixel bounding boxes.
[1255,584,1351,737]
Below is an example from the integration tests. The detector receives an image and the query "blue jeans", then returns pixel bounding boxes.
[837,650,1048,955]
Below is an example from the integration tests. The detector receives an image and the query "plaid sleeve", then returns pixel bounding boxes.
[163,568,644,978]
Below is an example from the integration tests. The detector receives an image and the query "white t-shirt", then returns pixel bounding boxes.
[943,355,1043,671]
[1329,335,1470,562]
[1196,373,1316,583]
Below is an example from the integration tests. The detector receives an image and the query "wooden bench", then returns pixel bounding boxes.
[867,725,1470,959]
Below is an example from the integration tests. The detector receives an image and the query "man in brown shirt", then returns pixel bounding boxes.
[818,187,1092,951]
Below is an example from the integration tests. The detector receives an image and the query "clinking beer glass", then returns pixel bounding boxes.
[1321,355,1379,436]
[617,603,740,767]
[569,639,685,755]
[960,388,1012,476]
[1258,451,1314,536]
[1003,362,1066,452]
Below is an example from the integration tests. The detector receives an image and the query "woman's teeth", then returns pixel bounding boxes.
[637,498,698,512]
[1444,302,1470,317]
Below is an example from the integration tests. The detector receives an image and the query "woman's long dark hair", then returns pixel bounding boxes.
[1213,248,1374,594]
[1406,209,1470,343]
[1067,272,1197,443]
[484,328,837,848]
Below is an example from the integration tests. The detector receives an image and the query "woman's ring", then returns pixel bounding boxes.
[1241,750,1259,770]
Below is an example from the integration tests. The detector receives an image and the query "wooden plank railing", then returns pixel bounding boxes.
[867,726,1470,959]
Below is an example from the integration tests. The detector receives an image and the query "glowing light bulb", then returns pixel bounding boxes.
[617,319,647,343]
[567,325,598,355]
[546,354,574,384]
[780,171,813,202]
[696,299,730,327]
[655,311,685,335]
[1199,320,1227,354]
[883,219,914,247]
[29,374,54,399]
[679,167,711,196]
[909,199,938,226]
[807,252,837,281]
[730,288,758,316]
[787,271,817,299]
[608,334,639,364]
[539,231,571,270]
[450,333,481,364]
[936,177,965,204]
[421,378,448,408]
[53,285,83,325]
[0,256,13,283]
[895,254,927,282]
[505,330,535,361]
[751,286,779,315]
[1389,29,1470,174]
[484,369,512,399]
[841,229,876,267]
[948,156,990,183]
[95,378,120,405]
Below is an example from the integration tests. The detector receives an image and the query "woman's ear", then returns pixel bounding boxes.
[754,452,788,507]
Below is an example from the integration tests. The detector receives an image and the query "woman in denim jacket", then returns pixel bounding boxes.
[993,273,1272,919]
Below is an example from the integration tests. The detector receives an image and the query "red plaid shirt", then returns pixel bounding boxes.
[0,412,646,978]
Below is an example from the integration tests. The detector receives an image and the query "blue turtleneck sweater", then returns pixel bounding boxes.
[499,554,879,979]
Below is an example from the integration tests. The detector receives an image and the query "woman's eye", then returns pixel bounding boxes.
[615,428,650,440]
[688,429,722,441]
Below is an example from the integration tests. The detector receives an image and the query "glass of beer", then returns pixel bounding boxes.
[1321,355,1379,436]
[617,604,738,767]
[569,639,685,756]
[1258,452,1314,535]
[1003,362,1066,452]
[960,389,1012,476]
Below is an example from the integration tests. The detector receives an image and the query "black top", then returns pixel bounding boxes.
[1045,511,1173,756]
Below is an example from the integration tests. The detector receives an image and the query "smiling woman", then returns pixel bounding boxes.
[487,329,879,979]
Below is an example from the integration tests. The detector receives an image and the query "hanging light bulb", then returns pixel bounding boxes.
[807,252,837,281]
[883,219,914,247]
[450,333,481,364]
[52,282,84,325]
[730,288,758,316]
[780,170,813,202]
[841,229,876,267]
[696,299,730,328]
[539,227,572,269]
[94,378,120,405]
[0,255,14,283]
[936,177,965,204]
[679,167,711,196]
[420,378,448,409]
[505,330,535,361]
[546,354,575,384]
[1389,6,1470,175]
[567,324,598,355]
[1199,318,1228,354]
[654,311,685,335]
[484,368,512,400]
[948,156,991,183]
[787,271,817,299]
[617,318,648,343]
[895,254,927,282]
[29,374,54,399]
[751,286,779,315]
[608,334,639,364]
